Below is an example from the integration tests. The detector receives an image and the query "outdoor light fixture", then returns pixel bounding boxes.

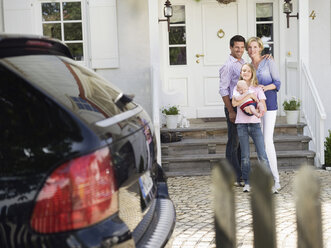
[283,0,299,28]
[158,0,173,32]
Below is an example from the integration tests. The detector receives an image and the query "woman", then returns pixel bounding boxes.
[246,37,281,193]
[232,63,270,193]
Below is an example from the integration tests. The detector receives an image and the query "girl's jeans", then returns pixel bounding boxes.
[237,123,271,185]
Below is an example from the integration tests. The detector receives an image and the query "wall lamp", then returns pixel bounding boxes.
[283,0,299,28]
[158,0,173,32]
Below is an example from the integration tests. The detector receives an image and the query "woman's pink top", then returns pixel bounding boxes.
[233,85,266,124]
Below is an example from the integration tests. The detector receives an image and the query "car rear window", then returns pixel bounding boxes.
[0,55,136,125]
[0,63,88,176]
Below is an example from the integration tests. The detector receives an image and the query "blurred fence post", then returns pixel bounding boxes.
[250,162,277,248]
[294,165,323,248]
[212,159,236,248]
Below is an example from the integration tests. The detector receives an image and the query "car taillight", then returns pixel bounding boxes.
[30,147,118,233]
[25,40,53,48]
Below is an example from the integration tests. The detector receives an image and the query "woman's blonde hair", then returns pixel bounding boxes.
[239,63,259,87]
[246,37,264,53]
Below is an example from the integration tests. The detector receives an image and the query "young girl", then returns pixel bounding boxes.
[232,63,272,193]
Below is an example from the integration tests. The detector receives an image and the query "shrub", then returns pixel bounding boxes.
[325,130,331,166]
[283,97,300,111]
[161,105,180,115]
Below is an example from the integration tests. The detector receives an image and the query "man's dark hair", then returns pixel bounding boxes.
[230,35,245,47]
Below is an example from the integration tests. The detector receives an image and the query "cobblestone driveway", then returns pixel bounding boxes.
[166,169,331,248]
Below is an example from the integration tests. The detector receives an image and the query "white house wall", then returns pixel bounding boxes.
[283,0,299,60]
[281,0,299,110]
[0,0,4,32]
[277,0,298,117]
[309,0,331,134]
[97,0,153,116]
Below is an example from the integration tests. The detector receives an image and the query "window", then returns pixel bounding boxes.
[256,3,274,56]
[169,5,186,65]
[69,96,100,112]
[41,1,84,61]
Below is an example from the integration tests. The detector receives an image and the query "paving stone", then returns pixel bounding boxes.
[166,169,331,248]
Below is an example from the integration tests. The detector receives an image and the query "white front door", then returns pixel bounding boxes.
[160,0,247,118]
[160,0,279,118]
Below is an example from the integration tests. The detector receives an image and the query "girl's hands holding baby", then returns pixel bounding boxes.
[249,93,259,102]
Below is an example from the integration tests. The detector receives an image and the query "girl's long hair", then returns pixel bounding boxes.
[239,63,259,87]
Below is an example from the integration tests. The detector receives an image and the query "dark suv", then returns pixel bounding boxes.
[0,34,175,248]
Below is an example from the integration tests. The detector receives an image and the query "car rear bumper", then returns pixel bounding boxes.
[135,182,176,248]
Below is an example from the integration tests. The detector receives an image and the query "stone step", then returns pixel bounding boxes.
[161,135,311,155]
[162,150,315,177]
[161,122,306,139]
[160,117,314,176]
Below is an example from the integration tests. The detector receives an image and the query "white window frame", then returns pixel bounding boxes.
[36,0,88,66]
[255,2,275,56]
[168,5,187,66]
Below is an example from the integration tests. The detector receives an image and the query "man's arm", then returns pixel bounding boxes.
[219,62,235,123]
[222,95,236,123]
[262,53,273,60]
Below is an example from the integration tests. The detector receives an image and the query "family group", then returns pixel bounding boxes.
[219,35,281,193]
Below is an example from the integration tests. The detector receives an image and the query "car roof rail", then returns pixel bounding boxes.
[0,34,73,59]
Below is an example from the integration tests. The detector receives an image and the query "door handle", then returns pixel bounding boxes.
[196,54,205,63]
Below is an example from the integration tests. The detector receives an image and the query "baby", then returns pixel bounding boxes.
[233,80,264,118]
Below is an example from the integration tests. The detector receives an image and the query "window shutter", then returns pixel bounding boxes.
[3,0,34,34]
[88,0,119,69]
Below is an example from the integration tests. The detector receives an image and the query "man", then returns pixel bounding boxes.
[219,35,246,186]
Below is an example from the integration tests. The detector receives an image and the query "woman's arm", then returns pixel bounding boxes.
[259,84,276,92]
[263,59,281,92]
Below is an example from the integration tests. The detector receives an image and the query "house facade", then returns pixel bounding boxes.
[0,0,329,166]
